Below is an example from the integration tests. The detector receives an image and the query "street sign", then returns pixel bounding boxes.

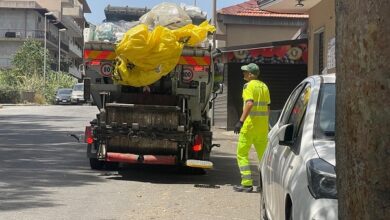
[100,63,113,77]
[182,68,193,83]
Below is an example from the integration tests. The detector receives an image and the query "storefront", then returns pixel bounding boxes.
[214,39,308,130]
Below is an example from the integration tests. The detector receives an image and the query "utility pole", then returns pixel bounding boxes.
[212,0,217,49]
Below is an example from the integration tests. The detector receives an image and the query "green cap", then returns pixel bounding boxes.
[241,63,260,76]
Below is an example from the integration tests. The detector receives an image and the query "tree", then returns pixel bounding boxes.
[336,1,390,219]
[0,39,76,103]
[12,39,53,76]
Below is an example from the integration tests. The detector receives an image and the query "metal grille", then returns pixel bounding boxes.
[106,104,180,130]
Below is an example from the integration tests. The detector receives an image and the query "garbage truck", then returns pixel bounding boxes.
[82,3,223,172]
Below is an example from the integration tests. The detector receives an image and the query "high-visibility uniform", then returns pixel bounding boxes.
[237,79,270,186]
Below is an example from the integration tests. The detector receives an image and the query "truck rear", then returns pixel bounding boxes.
[83,41,223,172]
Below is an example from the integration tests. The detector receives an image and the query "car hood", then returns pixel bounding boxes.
[72,91,83,95]
[313,140,336,167]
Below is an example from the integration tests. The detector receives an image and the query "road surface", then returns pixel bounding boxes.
[0,105,261,220]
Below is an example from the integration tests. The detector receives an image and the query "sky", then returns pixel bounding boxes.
[84,0,246,24]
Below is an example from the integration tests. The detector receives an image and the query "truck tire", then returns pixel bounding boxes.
[89,158,104,170]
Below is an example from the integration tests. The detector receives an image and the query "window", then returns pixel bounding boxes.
[287,84,311,138]
[279,84,306,126]
[314,29,325,74]
[315,83,335,140]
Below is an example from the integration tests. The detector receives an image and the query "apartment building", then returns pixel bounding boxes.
[0,0,91,78]
[258,0,336,75]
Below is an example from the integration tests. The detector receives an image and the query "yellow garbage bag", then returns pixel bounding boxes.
[114,21,216,87]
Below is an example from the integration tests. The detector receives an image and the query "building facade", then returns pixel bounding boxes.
[216,0,308,48]
[258,0,336,75]
[0,0,90,79]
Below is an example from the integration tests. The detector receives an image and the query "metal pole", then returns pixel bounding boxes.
[44,14,47,89]
[211,0,217,126]
[58,28,66,73]
[212,0,217,49]
[43,12,53,91]
[194,0,196,6]
[58,30,61,72]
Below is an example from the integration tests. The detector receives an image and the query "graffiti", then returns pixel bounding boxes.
[225,43,308,64]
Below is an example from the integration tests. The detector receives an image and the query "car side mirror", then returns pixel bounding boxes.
[278,123,294,146]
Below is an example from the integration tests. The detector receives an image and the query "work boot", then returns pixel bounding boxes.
[233,185,253,193]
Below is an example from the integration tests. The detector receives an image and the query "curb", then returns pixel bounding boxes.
[0,103,47,107]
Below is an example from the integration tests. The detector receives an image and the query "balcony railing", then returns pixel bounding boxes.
[69,41,82,57]
[0,29,70,52]
[0,29,44,40]
[62,16,83,36]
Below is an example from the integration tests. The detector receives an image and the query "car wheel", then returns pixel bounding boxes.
[286,199,293,220]
[259,178,269,220]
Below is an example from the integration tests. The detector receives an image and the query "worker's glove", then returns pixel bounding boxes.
[234,121,244,134]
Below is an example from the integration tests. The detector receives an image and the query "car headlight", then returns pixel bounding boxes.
[306,158,337,199]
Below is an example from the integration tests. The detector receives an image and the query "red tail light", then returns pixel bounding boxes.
[193,65,204,72]
[85,126,94,144]
[192,134,203,152]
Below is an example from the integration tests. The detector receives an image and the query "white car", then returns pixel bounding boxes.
[71,83,84,104]
[259,74,337,220]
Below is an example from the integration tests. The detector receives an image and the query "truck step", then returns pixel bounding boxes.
[185,160,213,169]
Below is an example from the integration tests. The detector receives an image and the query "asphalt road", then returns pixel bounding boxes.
[0,105,261,220]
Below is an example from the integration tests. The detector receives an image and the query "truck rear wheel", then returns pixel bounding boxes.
[89,158,104,170]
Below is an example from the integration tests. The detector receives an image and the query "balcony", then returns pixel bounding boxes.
[61,0,74,7]
[69,41,82,58]
[257,0,321,13]
[68,65,82,79]
[63,5,83,18]
[0,29,44,40]
[61,16,83,36]
[0,29,70,52]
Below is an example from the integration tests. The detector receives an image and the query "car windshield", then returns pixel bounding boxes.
[73,84,83,91]
[315,83,335,140]
[58,89,72,95]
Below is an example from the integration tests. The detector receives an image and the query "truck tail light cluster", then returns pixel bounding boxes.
[192,134,203,152]
[85,126,94,144]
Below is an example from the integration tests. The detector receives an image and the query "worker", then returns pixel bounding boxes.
[233,63,270,193]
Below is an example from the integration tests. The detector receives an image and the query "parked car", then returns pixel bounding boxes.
[71,83,84,104]
[55,88,72,104]
[259,74,337,220]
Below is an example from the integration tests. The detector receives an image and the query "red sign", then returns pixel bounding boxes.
[100,63,113,77]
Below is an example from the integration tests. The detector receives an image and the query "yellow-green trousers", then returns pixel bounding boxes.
[237,130,267,186]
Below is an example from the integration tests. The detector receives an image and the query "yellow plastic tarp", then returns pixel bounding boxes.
[114,21,215,87]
